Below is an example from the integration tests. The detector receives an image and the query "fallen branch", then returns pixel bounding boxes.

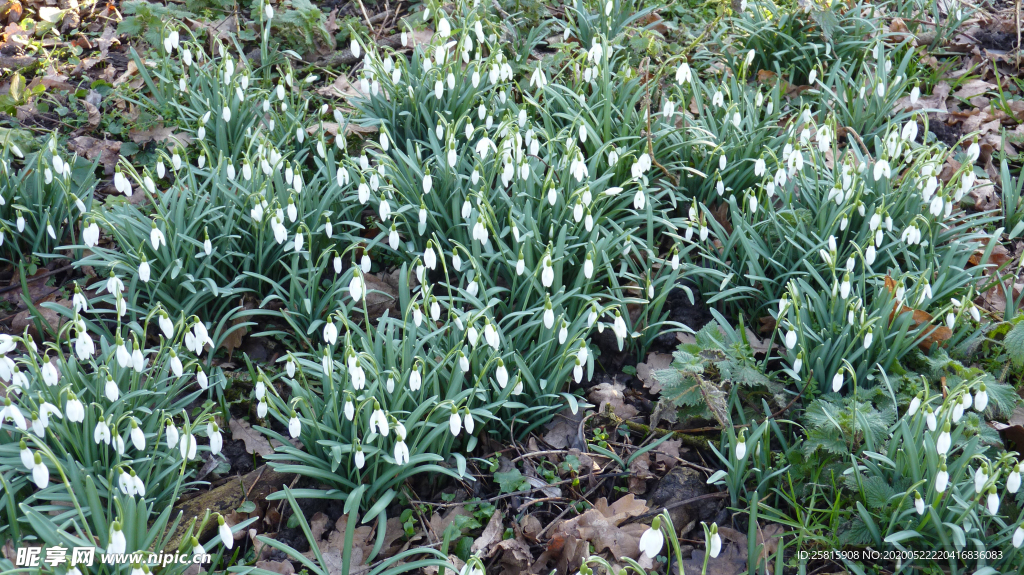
[600,404,713,450]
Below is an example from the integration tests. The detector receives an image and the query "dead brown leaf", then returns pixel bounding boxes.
[317,75,368,100]
[588,381,639,419]
[954,79,996,100]
[471,509,503,554]
[67,136,120,174]
[636,352,672,394]
[229,418,274,456]
[255,560,294,575]
[129,125,193,148]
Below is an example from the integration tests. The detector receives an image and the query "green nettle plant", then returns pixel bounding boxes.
[0,140,97,266]
[0,302,242,571]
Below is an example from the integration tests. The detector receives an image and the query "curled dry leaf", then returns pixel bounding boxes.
[588,381,639,419]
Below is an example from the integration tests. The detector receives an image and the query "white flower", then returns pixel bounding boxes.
[496,361,508,388]
[936,425,951,454]
[289,415,301,438]
[784,330,797,349]
[94,418,111,444]
[350,271,364,302]
[166,422,180,450]
[409,366,421,391]
[108,523,127,554]
[832,372,844,393]
[873,160,890,181]
[975,465,989,493]
[197,367,208,390]
[219,516,234,549]
[449,411,462,436]
[908,395,921,416]
[66,397,84,422]
[208,422,222,454]
[987,490,999,514]
[708,526,722,558]
[974,386,988,412]
[675,62,692,84]
[735,440,746,460]
[638,521,664,558]
[914,492,924,515]
[926,409,937,432]
[130,421,145,451]
[395,439,410,465]
[323,321,338,345]
[26,450,48,489]
[1014,524,1024,548]
[1007,465,1020,493]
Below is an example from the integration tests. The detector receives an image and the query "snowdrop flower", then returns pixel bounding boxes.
[1014,523,1024,548]
[543,302,555,329]
[676,62,692,84]
[832,370,846,393]
[969,464,993,499]
[873,160,890,181]
[369,406,388,436]
[707,523,722,558]
[196,366,208,390]
[1008,463,1021,493]
[130,419,145,451]
[94,416,111,445]
[937,422,951,454]
[496,359,509,388]
[908,393,922,416]
[914,491,924,515]
[165,421,180,451]
[108,522,127,554]
[208,421,222,454]
[66,395,84,423]
[218,515,234,549]
[179,432,198,459]
[449,407,462,437]
[974,384,988,412]
[987,487,1000,514]
[395,431,410,465]
[735,430,747,460]
[29,451,48,488]
[541,256,554,287]
[409,364,422,391]
[840,274,851,299]
[288,413,301,438]
[323,321,338,346]
[612,311,628,349]
[784,330,797,350]
[639,516,664,558]
[924,406,937,431]
[935,462,950,493]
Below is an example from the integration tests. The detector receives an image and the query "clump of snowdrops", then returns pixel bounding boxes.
[0,297,244,563]
[0,138,96,265]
